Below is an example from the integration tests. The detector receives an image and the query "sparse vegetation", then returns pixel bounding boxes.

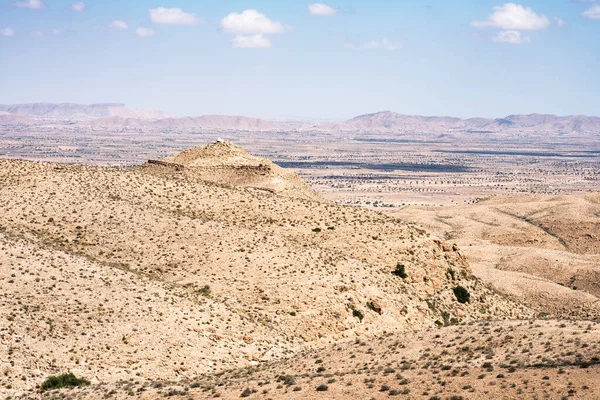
[316,384,328,392]
[453,286,470,303]
[349,306,364,322]
[392,263,408,279]
[2,140,599,400]
[198,284,211,296]
[40,373,89,391]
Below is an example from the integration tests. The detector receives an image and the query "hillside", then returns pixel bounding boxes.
[31,319,600,400]
[0,143,532,397]
[393,194,600,319]
[0,113,34,125]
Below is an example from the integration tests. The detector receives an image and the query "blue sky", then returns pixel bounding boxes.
[0,0,599,120]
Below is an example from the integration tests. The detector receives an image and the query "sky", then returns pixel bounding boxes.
[0,0,599,120]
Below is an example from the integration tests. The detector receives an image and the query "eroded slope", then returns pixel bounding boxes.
[0,153,531,396]
[394,194,600,319]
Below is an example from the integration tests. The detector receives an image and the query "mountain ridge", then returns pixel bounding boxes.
[335,111,600,134]
[1,103,600,134]
[0,102,169,120]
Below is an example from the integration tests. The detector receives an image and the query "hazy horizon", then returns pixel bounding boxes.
[2,1,600,119]
[3,101,600,122]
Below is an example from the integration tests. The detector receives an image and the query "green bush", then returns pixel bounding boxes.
[198,284,211,296]
[392,263,408,279]
[366,301,378,313]
[312,227,322,233]
[453,286,471,304]
[278,375,296,386]
[316,384,328,392]
[41,373,90,391]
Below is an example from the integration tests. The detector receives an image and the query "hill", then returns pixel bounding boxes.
[0,143,531,397]
[0,113,34,125]
[152,141,320,200]
[339,111,462,132]
[393,194,600,319]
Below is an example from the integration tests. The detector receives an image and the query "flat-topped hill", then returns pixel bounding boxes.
[163,140,270,167]
[147,141,322,201]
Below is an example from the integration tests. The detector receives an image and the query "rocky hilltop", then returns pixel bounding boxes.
[0,142,532,398]
[149,141,321,200]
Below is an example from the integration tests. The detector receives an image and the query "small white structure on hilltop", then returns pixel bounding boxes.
[217,137,224,142]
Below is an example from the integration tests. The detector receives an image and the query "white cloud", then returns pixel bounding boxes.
[554,17,565,27]
[583,5,600,19]
[71,1,85,12]
[344,37,402,51]
[493,30,530,44]
[472,3,550,30]
[52,28,61,35]
[1,27,15,37]
[308,3,339,16]
[150,7,203,25]
[232,34,271,48]
[15,0,43,9]
[381,38,402,50]
[30,30,43,37]
[136,27,155,37]
[221,10,287,35]
[109,20,128,30]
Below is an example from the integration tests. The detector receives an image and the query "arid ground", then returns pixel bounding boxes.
[1,121,599,399]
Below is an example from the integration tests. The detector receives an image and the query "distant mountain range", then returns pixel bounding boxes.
[0,103,169,121]
[335,111,600,134]
[1,103,599,134]
[79,115,275,131]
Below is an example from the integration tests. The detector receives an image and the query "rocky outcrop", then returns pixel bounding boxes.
[155,141,323,201]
